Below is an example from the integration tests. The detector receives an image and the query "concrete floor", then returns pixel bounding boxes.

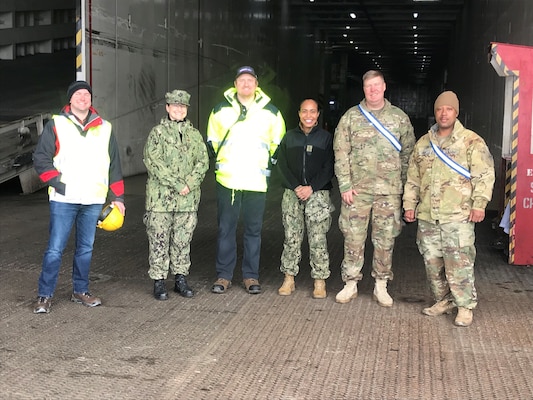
[1,170,533,400]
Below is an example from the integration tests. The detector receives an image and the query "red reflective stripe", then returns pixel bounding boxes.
[85,115,103,130]
[110,180,124,197]
[40,170,59,182]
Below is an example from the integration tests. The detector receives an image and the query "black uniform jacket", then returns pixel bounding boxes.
[276,125,334,192]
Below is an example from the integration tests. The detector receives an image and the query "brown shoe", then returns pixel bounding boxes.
[243,278,261,294]
[71,292,102,307]
[422,299,455,316]
[312,279,327,299]
[211,278,231,294]
[33,296,52,314]
[278,274,295,296]
[454,307,473,327]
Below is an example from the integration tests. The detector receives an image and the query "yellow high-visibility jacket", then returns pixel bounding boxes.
[207,87,286,192]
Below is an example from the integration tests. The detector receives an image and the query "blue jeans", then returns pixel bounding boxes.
[38,201,101,297]
[215,182,266,281]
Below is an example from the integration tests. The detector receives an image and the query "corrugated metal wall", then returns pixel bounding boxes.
[85,0,322,177]
[446,0,533,209]
[3,0,533,212]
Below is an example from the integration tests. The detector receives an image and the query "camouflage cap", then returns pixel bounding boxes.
[165,89,190,106]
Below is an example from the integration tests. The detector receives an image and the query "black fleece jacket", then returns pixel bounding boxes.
[276,125,334,192]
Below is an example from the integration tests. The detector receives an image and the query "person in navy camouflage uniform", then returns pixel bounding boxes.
[143,89,209,300]
[276,98,334,299]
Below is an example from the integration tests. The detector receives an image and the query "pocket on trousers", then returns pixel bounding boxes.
[142,212,150,228]
[304,193,332,223]
[458,222,475,248]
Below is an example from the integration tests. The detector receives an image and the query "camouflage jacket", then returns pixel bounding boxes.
[403,120,495,223]
[333,99,415,195]
[143,117,209,212]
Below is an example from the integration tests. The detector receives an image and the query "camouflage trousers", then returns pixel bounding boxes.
[144,210,198,280]
[280,189,333,279]
[417,220,477,309]
[338,193,401,282]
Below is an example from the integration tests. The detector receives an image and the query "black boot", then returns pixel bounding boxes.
[174,274,194,298]
[154,279,168,300]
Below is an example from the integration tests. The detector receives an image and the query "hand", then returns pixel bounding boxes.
[469,209,485,223]
[112,200,126,216]
[341,189,358,206]
[179,185,190,196]
[295,185,313,201]
[403,209,416,223]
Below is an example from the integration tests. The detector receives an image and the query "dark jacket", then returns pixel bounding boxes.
[277,125,334,192]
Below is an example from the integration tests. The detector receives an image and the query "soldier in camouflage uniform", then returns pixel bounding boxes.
[276,99,334,299]
[403,91,495,327]
[334,70,415,307]
[143,89,209,300]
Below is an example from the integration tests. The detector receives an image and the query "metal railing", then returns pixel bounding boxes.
[0,113,50,191]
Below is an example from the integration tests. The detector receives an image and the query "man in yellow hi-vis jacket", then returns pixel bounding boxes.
[207,66,286,295]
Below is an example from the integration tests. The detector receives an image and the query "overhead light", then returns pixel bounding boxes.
[350,12,357,19]
[413,12,418,18]
[413,0,440,2]
[413,25,417,29]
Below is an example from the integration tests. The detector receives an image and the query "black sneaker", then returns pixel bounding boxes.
[33,296,52,314]
[154,279,168,300]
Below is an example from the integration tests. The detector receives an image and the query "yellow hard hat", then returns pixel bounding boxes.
[97,203,124,231]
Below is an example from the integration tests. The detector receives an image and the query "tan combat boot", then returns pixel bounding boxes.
[312,279,326,299]
[454,307,473,327]
[278,274,295,296]
[422,299,455,316]
[373,278,393,307]
[335,280,358,304]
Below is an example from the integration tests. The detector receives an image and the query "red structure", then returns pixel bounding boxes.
[490,42,533,266]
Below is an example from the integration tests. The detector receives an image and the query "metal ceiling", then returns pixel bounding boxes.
[288,0,466,85]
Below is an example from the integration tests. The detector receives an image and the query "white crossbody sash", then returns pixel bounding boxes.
[430,140,471,179]
[358,104,402,152]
